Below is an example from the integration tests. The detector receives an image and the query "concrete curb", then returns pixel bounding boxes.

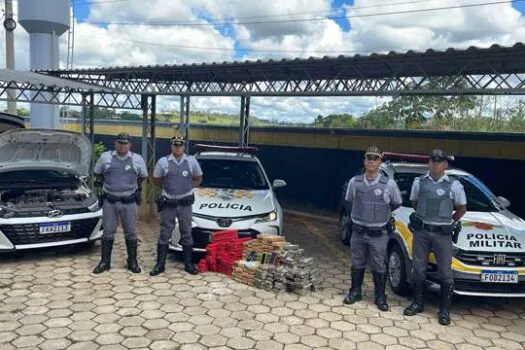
[283,209,339,225]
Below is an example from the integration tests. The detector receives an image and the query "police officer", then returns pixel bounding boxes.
[403,149,467,325]
[343,146,402,311]
[93,132,148,274]
[150,134,203,276]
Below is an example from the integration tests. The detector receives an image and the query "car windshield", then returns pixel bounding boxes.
[394,172,500,212]
[198,158,269,190]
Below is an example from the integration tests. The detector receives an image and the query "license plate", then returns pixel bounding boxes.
[39,222,71,234]
[481,271,518,284]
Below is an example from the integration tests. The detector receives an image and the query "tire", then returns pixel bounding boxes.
[388,243,410,296]
[339,211,351,245]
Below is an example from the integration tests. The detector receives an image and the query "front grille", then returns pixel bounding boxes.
[454,279,525,294]
[191,228,259,249]
[0,218,100,245]
[455,250,525,267]
[12,207,90,218]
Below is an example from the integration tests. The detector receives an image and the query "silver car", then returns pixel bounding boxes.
[0,128,103,251]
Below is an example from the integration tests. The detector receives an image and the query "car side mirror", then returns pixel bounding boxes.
[272,179,287,188]
[497,196,511,209]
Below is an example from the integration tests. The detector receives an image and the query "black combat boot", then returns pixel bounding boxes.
[438,282,454,325]
[372,272,389,311]
[150,244,169,276]
[343,268,365,305]
[125,239,141,273]
[182,245,198,275]
[93,239,114,274]
[403,280,425,316]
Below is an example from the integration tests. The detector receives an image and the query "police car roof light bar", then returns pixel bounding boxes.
[193,144,259,154]
[382,152,430,162]
[382,151,455,162]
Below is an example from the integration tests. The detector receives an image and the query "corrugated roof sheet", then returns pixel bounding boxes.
[42,43,525,82]
[0,69,129,93]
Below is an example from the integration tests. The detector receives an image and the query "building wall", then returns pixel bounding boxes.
[58,119,525,218]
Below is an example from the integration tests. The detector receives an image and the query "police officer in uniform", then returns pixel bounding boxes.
[93,132,148,274]
[343,146,402,311]
[150,134,203,276]
[403,149,467,325]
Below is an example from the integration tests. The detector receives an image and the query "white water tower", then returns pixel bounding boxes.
[18,0,70,129]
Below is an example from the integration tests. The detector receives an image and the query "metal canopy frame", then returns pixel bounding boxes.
[3,43,525,217]
[0,69,141,109]
[46,43,525,97]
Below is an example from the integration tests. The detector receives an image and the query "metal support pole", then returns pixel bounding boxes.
[4,0,16,115]
[184,96,190,153]
[88,93,95,187]
[239,96,251,147]
[81,93,88,136]
[239,96,245,147]
[141,95,148,162]
[148,95,157,218]
[179,95,185,134]
[139,94,157,221]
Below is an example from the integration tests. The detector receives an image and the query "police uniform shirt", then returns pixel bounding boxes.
[409,173,467,225]
[153,153,203,199]
[94,151,148,196]
[345,174,402,227]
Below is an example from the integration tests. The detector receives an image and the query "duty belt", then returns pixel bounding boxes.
[409,213,453,234]
[103,192,137,204]
[156,194,195,212]
[353,223,386,237]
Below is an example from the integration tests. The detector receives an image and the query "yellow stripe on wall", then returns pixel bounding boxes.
[49,121,525,161]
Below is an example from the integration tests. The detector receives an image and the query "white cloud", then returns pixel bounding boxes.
[346,0,525,52]
[4,0,525,122]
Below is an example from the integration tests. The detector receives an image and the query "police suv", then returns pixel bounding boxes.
[0,129,104,252]
[170,144,286,252]
[340,152,525,297]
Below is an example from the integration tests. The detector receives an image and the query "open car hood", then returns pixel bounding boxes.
[0,129,92,176]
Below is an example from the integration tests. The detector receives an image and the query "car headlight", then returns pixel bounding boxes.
[88,200,101,212]
[256,211,277,223]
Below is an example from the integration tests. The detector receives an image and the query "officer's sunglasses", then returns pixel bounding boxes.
[171,142,184,147]
[366,155,381,161]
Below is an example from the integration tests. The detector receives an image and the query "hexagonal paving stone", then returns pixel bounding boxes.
[142,319,170,330]
[172,331,200,344]
[301,334,329,347]
[39,338,72,350]
[15,324,47,336]
[118,316,145,327]
[317,327,343,339]
[42,327,72,339]
[274,332,300,344]
[12,335,44,348]
[149,340,182,350]
[68,330,99,342]
[227,337,256,350]
[200,334,228,347]
[120,326,148,337]
[121,337,152,348]
[188,314,214,326]
[95,333,125,345]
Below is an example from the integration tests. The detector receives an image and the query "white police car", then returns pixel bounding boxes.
[170,144,286,252]
[340,152,525,297]
[0,129,103,252]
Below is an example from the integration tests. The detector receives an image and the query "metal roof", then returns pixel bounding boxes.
[44,43,525,83]
[0,68,128,93]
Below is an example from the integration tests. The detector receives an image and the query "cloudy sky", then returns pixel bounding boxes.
[2,0,525,122]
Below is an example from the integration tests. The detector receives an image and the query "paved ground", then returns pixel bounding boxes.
[1,212,525,350]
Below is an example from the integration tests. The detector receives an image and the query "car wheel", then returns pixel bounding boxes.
[339,211,351,245]
[388,244,410,296]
